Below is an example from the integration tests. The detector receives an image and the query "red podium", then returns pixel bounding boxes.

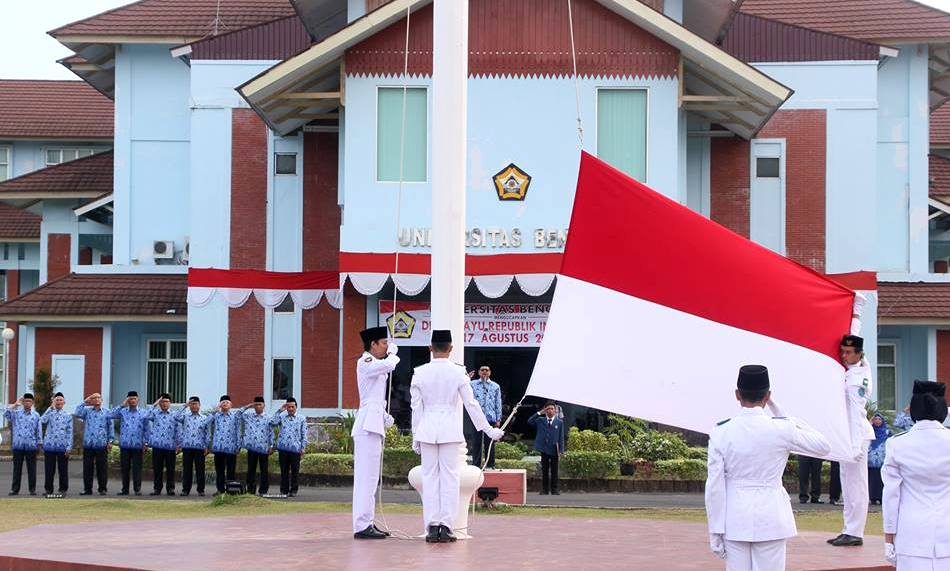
[480,469,527,505]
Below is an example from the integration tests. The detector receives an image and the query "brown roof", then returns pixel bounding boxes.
[740,0,950,43]
[0,204,40,240]
[0,151,113,198]
[0,273,187,320]
[934,103,950,148]
[50,0,296,39]
[0,80,113,140]
[188,15,311,60]
[722,13,880,63]
[932,154,950,201]
[878,282,950,321]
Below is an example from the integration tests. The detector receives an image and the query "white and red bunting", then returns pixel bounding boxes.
[187,268,342,310]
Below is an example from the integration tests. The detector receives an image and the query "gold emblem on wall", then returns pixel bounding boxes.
[493,163,531,201]
[387,311,416,339]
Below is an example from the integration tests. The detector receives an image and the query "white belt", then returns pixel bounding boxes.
[727,479,782,490]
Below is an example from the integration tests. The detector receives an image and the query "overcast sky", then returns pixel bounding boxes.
[2,0,950,80]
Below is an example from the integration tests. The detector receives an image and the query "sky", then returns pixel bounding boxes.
[2,0,950,80]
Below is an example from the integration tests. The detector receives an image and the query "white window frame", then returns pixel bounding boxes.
[374,85,430,184]
[749,138,787,255]
[0,146,10,182]
[593,86,651,183]
[876,340,899,412]
[44,147,96,166]
[144,338,187,404]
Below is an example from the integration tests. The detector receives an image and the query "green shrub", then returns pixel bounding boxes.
[560,451,620,479]
[654,459,707,480]
[494,459,537,473]
[382,448,418,477]
[513,441,531,455]
[300,453,354,476]
[493,441,524,460]
[29,369,60,414]
[567,427,621,457]
[686,447,708,461]
[625,430,690,462]
[385,426,413,449]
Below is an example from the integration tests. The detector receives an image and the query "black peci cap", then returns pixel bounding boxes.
[188,396,200,403]
[253,396,265,403]
[219,395,231,403]
[127,391,138,398]
[360,326,388,345]
[53,392,64,398]
[431,330,452,344]
[737,365,770,391]
[22,392,34,400]
[285,397,297,405]
[841,335,864,351]
[910,380,948,423]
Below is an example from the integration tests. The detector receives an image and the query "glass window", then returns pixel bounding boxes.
[756,157,780,178]
[597,89,647,181]
[272,359,293,401]
[46,148,97,166]
[0,147,9,181]
[877,343,897,411]
[146,340,187,403]
[377,87,427,182]
[274,296,295,313]
[275,153,297,175]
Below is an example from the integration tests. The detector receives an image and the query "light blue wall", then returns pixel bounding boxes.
[3,141,111,179]
[341,74,680,253]
[110,322,186,405]
[113,44,191,266]
[879,324,929,411]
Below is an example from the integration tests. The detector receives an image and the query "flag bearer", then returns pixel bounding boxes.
[705,365,831,570]
[410,330,504,543]
[74,393,115,495]
[5,393,41,495]
[40,392,73,495]
[352,326,399,540]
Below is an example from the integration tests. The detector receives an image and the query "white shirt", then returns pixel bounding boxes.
[705,406,831,542]
[351,351,399,437]
[883,420,950,557]
[410,358,493,444]
[844,358,875,450]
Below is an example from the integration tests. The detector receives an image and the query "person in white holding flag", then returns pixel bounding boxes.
[410,329,504,543]
[706,364,831,570]
[352,326,399,540]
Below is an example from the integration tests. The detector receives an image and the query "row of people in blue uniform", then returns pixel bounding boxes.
[4,390,308,497]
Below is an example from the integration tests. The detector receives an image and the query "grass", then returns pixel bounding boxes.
[0,497,883,537]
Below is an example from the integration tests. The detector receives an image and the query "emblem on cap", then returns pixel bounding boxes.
[387,311,416,339]
[493,163,531,201]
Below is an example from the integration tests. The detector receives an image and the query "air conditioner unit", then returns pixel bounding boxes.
[182,238,190,263]
[153,240,174,260]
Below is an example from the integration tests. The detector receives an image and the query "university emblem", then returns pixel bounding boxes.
[387,311,416,339]
[493,163,531,201]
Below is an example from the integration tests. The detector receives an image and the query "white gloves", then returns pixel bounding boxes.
[384,413,395,428]
[412,440,421,455]
[884,542,896,566]
[709,534,726,560]
[387,342,398,356]
[853,292,867,318]
[485,427,504,441]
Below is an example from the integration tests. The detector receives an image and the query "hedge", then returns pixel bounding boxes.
[560,451,620,479]
[300,454,353,476]
[625,430,690,462]
[653,459,707,480]
[493,441,525,460]
[382,448,419,477]
[566,427,622,457]
[686,447,708,461]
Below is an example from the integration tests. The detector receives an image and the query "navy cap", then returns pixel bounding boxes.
[737,365,770,391]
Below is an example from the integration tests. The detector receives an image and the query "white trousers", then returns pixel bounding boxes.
[352,431,383,533]
[840,449,869,538]
[897,555,950,571]
[420,442,460,529]
[724,539,786,571]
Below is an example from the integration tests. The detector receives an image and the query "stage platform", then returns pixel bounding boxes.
[0,512,889,571]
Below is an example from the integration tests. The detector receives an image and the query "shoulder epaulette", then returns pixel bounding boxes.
[771,416,787,420]
[716,418,731,426]
[363,356,373,363]
[891,430,911,438]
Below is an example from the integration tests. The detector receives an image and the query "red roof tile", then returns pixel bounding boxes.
[0,80,112,140]
[0,204,40,240]
[723,13,880,63]
[933,103,950,148]
[0,273,187,320]
[50,0,295,39]
[188,15,312,60]
[740,0,950,43]
[931,154,950,200]
[0,151,113,197]
[878,282,950,320]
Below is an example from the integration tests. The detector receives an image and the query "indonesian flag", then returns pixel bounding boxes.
[526,152,856,461]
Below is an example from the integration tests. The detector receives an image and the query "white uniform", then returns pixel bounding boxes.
[410,357,496,530]
[883,420,950,570]
[706,405,831,570]
[840,358,875,538]
[351,350,399,533]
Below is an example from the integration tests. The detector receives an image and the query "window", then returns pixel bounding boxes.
[597,89,647,181]
[272,359,294,401]
[275,153,297,175]
[45,148,96,166]
[876,343,897,411]
[756,157,780,178]
[377,87,427,182]
[274,296,295,313]
[146,340,187,403]
[0,147,9,181]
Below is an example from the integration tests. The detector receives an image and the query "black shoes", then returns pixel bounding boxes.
[810,498,824,504]
[540,490,550,495]
[373,525,391,537]
[149,491,162,496]
[198,491,205,497]
[438,525,457,543]
[829,534,863,547]
[80,491,93,496]
[180,491,190,497]
[117,491,129,496]
[551,491,561,495]
[99,490,107,496]
[829,498,841,506]
[134,491,142,496]
[166,490,176,496]
[425,525,441,543]
[353,525,388,540]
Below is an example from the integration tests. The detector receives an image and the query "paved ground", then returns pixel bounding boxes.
[0,512,889,571]
[0,459,879,512]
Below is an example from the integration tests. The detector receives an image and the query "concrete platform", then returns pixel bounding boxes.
[0,512,889,571]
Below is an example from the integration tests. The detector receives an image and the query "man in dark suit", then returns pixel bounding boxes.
[528,401,566,495]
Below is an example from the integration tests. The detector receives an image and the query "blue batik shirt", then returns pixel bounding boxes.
[4,406,41,451]
[241,407,276,454]
[470,378,503,424]
[108,406,148,449]
[270,412,308,454]
[175,409,212,450]
[210,410,242,454]
[145,406,180,451]
[73,404,114,450]
[40,407,74,453]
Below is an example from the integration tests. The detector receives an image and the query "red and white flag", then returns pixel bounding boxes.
[526,152,856,460]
